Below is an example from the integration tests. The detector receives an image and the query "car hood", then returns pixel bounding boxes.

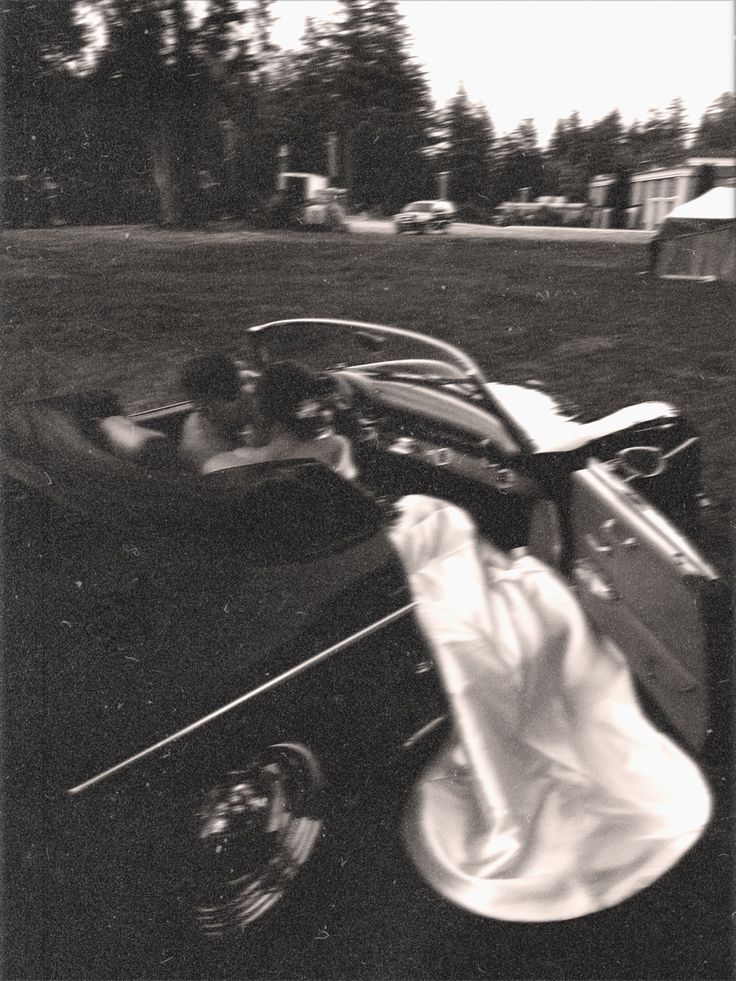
[486,382,679,454]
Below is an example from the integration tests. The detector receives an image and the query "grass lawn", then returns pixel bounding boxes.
[2,224,733,577]
[0,224,733,981]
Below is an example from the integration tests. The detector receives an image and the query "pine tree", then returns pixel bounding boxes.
[333,0,434,211]
[544,112,589,200]
[1,1,85,225]
[494,120,544,205]
[4,0,265,226]
[271,17,342,176]
[442,86,495,214]
[691,92,735,157]
[634,100,690,169]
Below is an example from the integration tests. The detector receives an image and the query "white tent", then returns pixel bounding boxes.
[655,186,736,282]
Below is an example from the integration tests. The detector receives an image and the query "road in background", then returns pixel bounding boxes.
[348,216,653,244]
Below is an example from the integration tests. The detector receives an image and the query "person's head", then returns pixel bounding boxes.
[180,353,251,433]
[256,361,334,440]
[180,353,242,404]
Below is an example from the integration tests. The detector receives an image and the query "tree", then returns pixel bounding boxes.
[92,0,254,226]
[1,1,86,225]
[198,0,278,213]
[332,0,435,211]
[586,109,626,175]
[267,0,434,213]
[652,97,690,166]
[441,86,495,212]
[270,17,342,177]
[4,0,269,227]
[545,110,595,201]
[632,98,691,169]
[691,92,736,156]
[493,119,544,205]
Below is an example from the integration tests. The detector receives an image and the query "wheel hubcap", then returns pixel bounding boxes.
[191,743,324,936]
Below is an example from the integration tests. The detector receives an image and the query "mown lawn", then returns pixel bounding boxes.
[2,224,733,576]
[0,224,733,981]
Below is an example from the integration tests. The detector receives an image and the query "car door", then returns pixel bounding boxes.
[568,459,722,750]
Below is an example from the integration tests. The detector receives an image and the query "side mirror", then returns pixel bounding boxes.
[616,445,665,480]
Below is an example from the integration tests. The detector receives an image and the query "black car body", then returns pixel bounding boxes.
[0,318,723,975]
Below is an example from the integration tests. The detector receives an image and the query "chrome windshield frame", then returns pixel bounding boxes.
[246,318,478,373]
[245,318,533,452]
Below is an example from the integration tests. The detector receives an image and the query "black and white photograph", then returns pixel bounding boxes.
[0,1,733,978]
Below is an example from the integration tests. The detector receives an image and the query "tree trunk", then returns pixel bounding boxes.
[151,114,180,226]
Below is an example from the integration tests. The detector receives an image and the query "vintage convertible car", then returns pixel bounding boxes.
[0,318,724,975]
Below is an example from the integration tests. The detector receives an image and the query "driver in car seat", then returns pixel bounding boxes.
[178,353,258,471]
[202,361,357,480]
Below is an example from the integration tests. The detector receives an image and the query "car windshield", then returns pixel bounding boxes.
[404,202,433,212]
[247,320,483,384]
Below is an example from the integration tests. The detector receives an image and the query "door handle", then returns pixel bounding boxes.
[573,560,619,601]
[586,533,613,555]
[587,519,638,555]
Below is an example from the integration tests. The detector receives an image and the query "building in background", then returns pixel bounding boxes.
[587,174,629,229]
[590,158,736,231]
[629,158,735,230]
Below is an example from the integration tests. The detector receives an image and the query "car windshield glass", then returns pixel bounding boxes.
[405,202,433,212]
[249,321,480,382]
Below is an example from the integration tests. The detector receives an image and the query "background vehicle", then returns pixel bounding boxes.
[394,200,456,234]
[0,319,724,975]
[267,172,347,230]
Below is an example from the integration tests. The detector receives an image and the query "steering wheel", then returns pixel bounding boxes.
[315,371,363,435]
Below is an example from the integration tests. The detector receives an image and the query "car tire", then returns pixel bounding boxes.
[177,742,327,940]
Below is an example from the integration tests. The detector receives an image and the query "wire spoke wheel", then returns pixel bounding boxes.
[190,743,324,938]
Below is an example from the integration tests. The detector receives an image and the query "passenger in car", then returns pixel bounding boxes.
[178,353,257,471]
[202,361,357,480]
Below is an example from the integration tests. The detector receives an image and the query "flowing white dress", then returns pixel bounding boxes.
[388,495,711,922]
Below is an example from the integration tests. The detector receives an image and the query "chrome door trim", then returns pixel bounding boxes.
[68,602,417,796]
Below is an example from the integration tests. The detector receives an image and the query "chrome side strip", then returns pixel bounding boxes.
[68,602,418,796]
[402,715,448,750]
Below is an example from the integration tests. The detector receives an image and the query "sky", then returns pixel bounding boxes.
[269,0,734,145]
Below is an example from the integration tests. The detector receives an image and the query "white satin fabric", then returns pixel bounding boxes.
[388,496,711,922]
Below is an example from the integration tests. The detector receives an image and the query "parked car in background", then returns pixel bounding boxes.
[266,172,347,231]
[303,187,347,230]
[394,200,456,234]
